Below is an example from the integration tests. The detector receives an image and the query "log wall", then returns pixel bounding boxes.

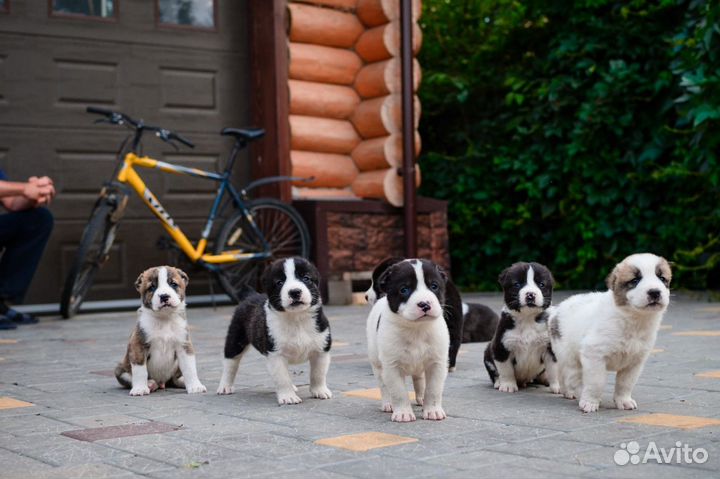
[287,0,422,206]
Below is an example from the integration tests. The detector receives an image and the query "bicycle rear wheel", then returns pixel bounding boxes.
[60,201,119,318]
[214,198,310,300]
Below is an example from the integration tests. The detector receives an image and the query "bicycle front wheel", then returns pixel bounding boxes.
[60,201,119,318]
[214,198,311,300]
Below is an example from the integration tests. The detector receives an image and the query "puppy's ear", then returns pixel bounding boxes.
[436,264,448,282]
[605,265,618,291]
[377,265,395,294]
[498,267,511,286]
[175,268,189,287]
[134,271,145,292]
[260,261,274,294]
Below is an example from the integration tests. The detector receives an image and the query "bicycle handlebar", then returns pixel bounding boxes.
[86,106,194,149]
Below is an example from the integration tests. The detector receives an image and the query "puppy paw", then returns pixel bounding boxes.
[129,385,150,396]
[423,406,447,421]
[415,396,424,407]
[391,409,416,422]
[186,382,207,394]
[277,391,303,405]
[579,398,600,413]
[549,383,561,394]
[497,382,519,393]
[310,386,332,399]
[563,391,577,400]
[147,380,159,392]
[614,396,638,410]
[381,402,393,413]
[216,384,234,395]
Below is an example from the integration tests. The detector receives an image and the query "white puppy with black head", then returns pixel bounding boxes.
[367,258,450,422]
[115,266,206,396]
[549,253,672,413]
[217,257,332,405]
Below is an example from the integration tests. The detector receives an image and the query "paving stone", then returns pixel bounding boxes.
[1,295,720,477]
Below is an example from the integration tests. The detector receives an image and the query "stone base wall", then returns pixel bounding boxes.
[325,210,449,277]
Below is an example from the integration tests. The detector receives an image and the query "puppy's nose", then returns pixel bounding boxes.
[289,289,302,300]
[364,294,368,302]
[647,289,661,301]
[417,301,431,313]
[526,292,536,302]
[159,294,170,303]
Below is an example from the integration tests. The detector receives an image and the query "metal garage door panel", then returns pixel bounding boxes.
[0,0,250,305]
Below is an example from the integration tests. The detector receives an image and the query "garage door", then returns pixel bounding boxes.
[0,0,250,303]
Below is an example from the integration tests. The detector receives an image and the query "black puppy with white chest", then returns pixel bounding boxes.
[217,257,332,405]
[483,262,559,393]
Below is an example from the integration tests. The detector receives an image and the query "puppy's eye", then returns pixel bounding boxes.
[275,279,285,287]
[168,280,177,288]
[429,281,439,291]
[399,286,410,296]
[302,275,312,283]
[514,282,522,289]
[149,284,156,292]
[627,277,641,287]
[538,282,545,288]
[657,274,668,284]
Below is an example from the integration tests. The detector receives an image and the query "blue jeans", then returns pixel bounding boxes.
[0,208,54,303]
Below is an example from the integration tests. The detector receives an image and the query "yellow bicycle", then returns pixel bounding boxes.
[60,107,310,318]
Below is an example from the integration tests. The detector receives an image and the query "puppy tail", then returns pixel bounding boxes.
[483,344,499,385]
[231,284,257,303]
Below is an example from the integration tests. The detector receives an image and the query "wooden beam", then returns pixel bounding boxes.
[249,0,291,201]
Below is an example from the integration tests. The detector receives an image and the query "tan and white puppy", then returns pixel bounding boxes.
[115,266,206,396]
[549,253,671,413]
[367,259,450,422]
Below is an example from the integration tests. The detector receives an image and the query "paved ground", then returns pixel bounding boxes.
[1,292,720,478]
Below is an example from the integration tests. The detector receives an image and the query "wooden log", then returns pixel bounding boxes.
[289,43,362,85]
[289,80,360,119]
[291,0,357,10]
[289,3,364,49]
[354,20,422,63]
[293,186,357,199]
[354,58,421,99]
[351,166,421,206]
[351,131,421,170]
[290,115,361,154]
[356,0,421,27]
[291,150,359,188]
[350,94,421,139]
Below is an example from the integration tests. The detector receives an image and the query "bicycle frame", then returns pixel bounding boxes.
[116,152,272,265]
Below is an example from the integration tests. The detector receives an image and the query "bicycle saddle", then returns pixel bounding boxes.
[221,127,265,142]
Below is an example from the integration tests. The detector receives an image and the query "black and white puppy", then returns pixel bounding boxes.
[365,257,465,371]
[483,262,559,393]
[367,259,449,422]
[217,257,332,405]
[462,302,499,343]
[115,266,206,396]
[549,253,671,413]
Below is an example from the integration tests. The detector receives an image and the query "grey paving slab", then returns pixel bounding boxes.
[1,294,720,478]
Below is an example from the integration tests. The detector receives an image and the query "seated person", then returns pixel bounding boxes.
[0,171,55,329]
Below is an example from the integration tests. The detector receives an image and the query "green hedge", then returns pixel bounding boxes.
[418,0,720,290]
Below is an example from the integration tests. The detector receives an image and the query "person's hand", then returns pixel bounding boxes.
[24,176,56,206]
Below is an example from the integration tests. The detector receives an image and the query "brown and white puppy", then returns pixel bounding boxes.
[549,253,672,412]
[115,266,206,396]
